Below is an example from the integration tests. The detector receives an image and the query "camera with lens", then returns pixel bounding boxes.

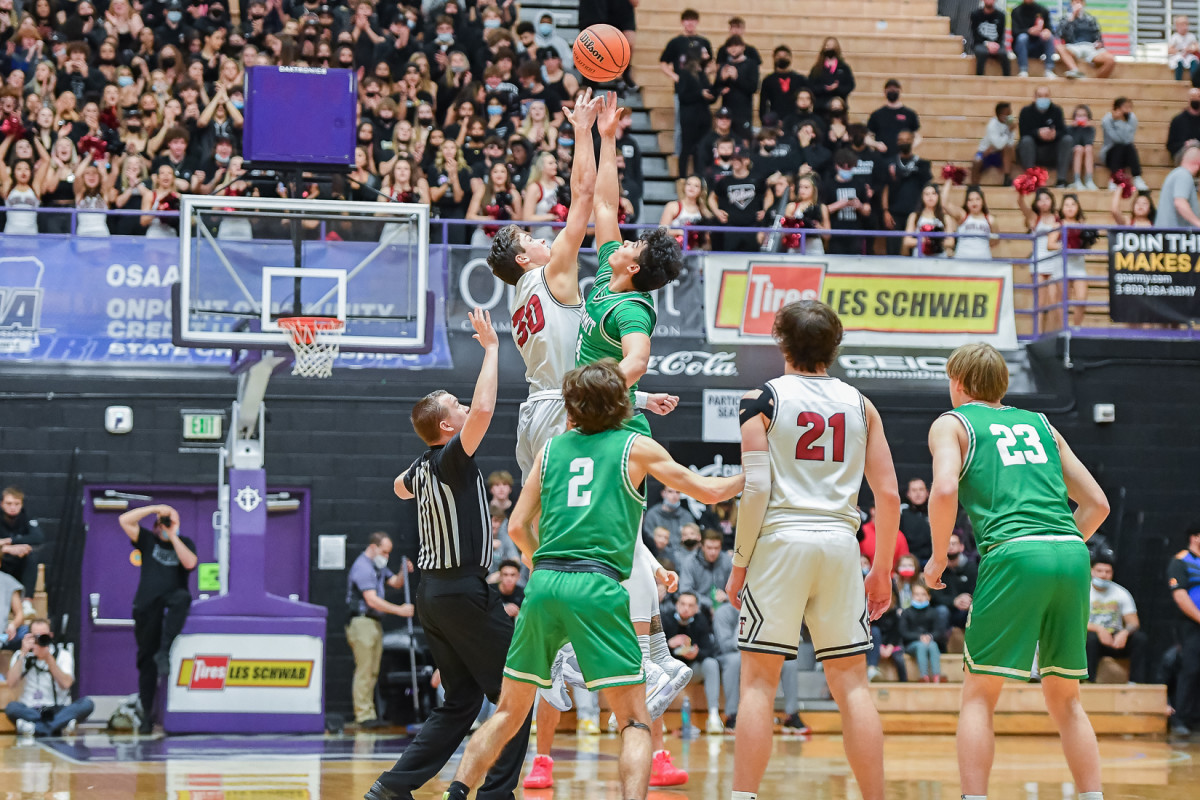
[157,514,172,527]
[36,633,52,648]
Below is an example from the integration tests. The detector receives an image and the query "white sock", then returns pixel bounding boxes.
[638,634,651,661]
[732,792,758,800]
[962,795,987,800]
[1079,793,1103,800]
[649,629,673,665]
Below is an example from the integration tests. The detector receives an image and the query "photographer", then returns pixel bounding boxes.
[118,504,197,735]
[4,619,94,737]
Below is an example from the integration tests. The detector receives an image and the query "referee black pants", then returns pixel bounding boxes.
[376,573,531,800]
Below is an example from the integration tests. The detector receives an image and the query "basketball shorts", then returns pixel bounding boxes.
[505,569,644,690]
[964,535,1089,681]
[516,395,568,484]
[624,536,659,624]
[737,528,871,661]
[1065,42,1099,64]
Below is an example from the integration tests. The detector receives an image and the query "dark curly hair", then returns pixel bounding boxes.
[487,224,527,286]
[562,359,632,434]
[772,299,842,372]
[631,227,683,292]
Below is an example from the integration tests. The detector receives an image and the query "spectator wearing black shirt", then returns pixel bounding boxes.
[1166,87,1200,160]
[702,135,737,186]
[823,148,872,255]
[712,36,759,139]
[494,559,525,619]
[881,130,932,255]
[866,79,921,156]
[1018,86,1074,186]
[971,0,1010,76]
[708,148,767,252]
[427,138,473,244]
[424,14,460,80]
[376,16,419,76]
[660,9,713,163]
[783,88,825,142]
[695,110,747,176]
[615,112,644,213]
[931,534,977,630]
[1168,524,1200,736]
[899,478,933,564]
[808,36,855,112]
[793,122,833,181]
[760,45,805,127]
[150,126,199,192]
[0,488,42,600]
[117,504,197,734]
[1011,0,1056,77]
[676,50,714,178]
[661,591,724,733]
[56,42,107,102]
[716,17,762,67]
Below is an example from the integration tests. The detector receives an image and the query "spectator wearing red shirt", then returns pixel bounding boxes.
[859,502,909,569]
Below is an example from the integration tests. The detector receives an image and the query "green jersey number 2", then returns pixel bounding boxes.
[989,423,1048,467]
[568,457,595,506]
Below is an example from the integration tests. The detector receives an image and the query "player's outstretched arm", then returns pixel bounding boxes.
[923,414,964,590]
[508,450,544,564]
[546,89,598,302]
[1051,425,1110,540]
[630,436,744,505]
[726,391,771,610]
[460,308,499,457]
[618,332,651,388]
[862,398,901,619]
[594,91,625,248]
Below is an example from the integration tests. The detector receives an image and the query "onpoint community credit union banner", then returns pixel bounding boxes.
[0,235,452,368]
[704,254,1017,348]
[1108,228,1200,323]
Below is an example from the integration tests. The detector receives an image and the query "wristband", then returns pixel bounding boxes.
[635,391,648,409]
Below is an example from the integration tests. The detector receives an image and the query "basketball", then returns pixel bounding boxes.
[573,24,630,83]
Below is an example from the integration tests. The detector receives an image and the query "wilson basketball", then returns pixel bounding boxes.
[573,24,630,83]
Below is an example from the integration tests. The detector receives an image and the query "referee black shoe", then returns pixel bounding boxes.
[364,780,412,800]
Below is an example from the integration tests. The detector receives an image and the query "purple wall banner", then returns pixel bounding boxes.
[0,236,451,368]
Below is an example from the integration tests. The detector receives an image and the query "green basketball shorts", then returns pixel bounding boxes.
[964,535,1090,681]
[503,569,644,690]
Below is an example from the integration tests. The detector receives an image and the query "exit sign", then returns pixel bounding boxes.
[183,413,223,441]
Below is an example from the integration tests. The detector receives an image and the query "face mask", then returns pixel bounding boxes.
[557,137,573,147]
[372,554,388,570]
[775,58,790,70]
[118,75,134,87]
[216,152,231,165]
[484,18,500,29]
[538,22,554,37]
[897,143,912,155]
[1191,100,1200,112]
[436,32,454,44]
[232,99,244,110]
[682,539,700,550]
[450,63,467,74]
[487,106,503,117]
[897,565,916,578]
[167,10,182,23]
[162,56,176,68]
[1091,578,1111,591]
[662,500,679,511]
[823,49,837,59]
[1035,97,1051,111]
[340,59,353,67]
[862,566,871,576]
[407,19,416,28]
[885,90,900,103]
[911,599,930,610]
[851,135,865,147]
[837,168,853,181]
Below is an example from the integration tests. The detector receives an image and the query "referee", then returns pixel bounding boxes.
[366,309,531,800]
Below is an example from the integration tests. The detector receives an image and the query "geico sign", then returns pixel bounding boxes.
[646,351,737,377]
[837,355,948,372]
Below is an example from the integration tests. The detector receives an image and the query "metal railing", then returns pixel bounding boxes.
[2,207,1198,342]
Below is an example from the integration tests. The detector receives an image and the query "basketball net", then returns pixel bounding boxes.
[277,317,345,378]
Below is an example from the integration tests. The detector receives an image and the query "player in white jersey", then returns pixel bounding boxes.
[487,91,690,788]
[725,300,901,800]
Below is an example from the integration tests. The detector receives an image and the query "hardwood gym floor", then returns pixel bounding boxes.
[0,731,1196,800]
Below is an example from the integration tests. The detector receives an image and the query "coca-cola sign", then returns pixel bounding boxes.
[646,350,738,378]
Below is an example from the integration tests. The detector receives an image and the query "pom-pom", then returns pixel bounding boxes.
[0,114,26,140]
[1028,166,1048,189]
[1012,174,1036,195]
[78,134,108,159]
[551,202,569,222]
[1110,169,1135,199]
[941,163,967,185]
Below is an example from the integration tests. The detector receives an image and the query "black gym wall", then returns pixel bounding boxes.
[1,336,1197,712]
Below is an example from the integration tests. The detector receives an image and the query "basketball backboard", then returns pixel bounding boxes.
[172,195,434,354]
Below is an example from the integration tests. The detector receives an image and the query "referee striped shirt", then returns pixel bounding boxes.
[402,433,492,572]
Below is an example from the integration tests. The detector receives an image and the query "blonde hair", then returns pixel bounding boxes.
[946,342,1009,403]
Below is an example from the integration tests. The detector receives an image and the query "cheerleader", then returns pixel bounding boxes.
[941,180,996,260]
[903,182,954,257]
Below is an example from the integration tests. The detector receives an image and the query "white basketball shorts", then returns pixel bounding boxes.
[737,528,871,661]
[516,395,568,484]
[623,536,660,624]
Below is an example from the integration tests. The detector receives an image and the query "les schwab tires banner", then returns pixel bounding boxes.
[703,254,1017,349]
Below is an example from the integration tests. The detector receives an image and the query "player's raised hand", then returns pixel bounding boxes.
[596,91,627,138]
[468,307,498,350]
[864,565,893,621]
[563,87,598,131]
[645,393,679,416]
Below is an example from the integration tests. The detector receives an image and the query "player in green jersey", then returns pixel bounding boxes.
[924,343,1110,800]
[576,93,684,430]
[442,360,743,800]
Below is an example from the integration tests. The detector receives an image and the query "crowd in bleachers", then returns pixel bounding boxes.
[0,0,654,244]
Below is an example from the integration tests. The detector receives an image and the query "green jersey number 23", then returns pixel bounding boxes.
[989,423,1048,467]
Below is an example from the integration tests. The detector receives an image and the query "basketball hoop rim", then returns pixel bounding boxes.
[277,315,345,345]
